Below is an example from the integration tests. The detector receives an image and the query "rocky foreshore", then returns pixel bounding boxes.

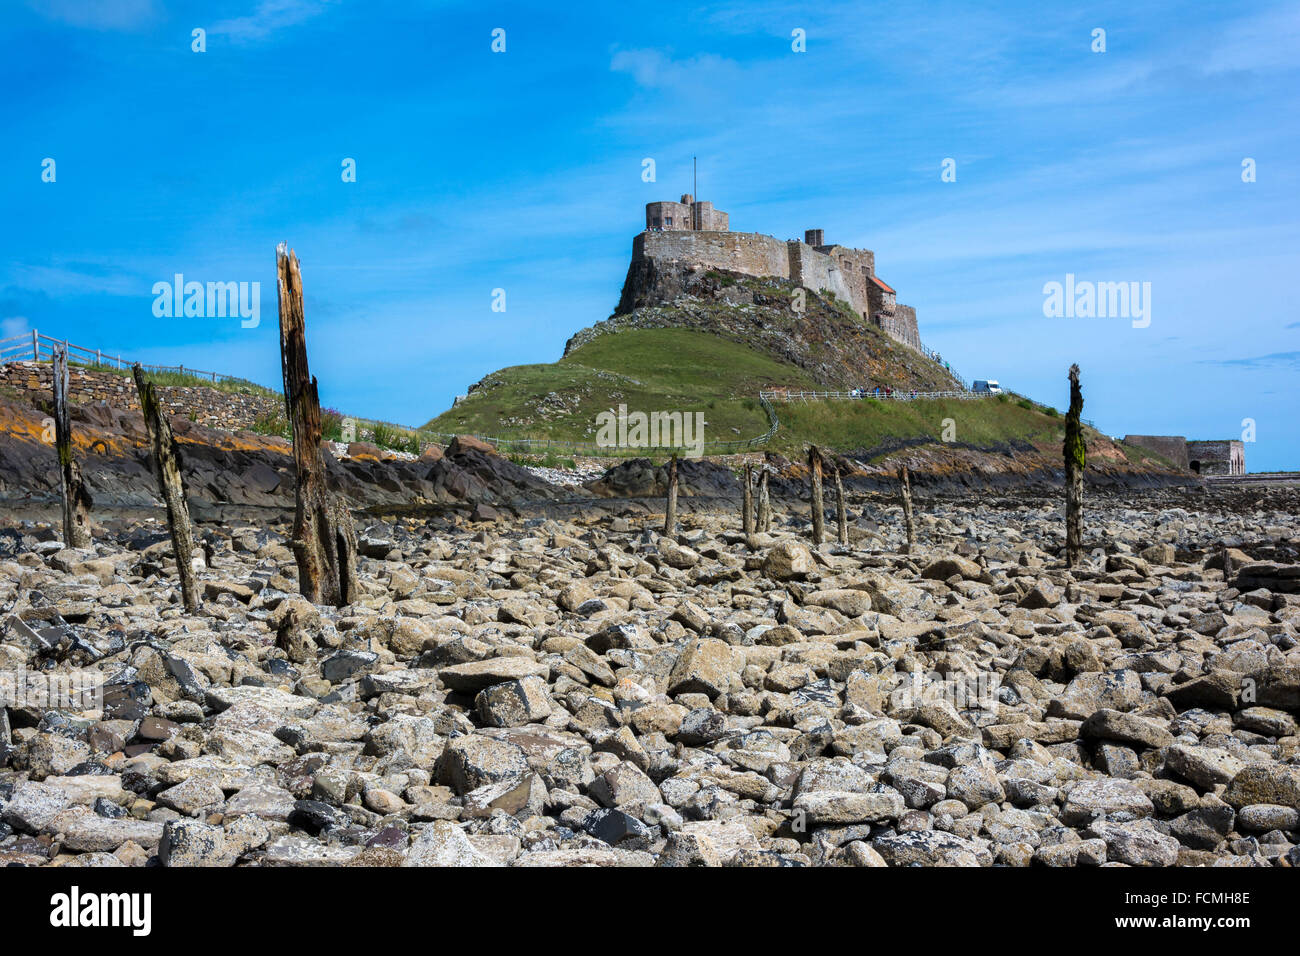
[2,486,1298,867]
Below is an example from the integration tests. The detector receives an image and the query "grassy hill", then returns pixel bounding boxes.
[420,266,1177,474]
[422,324,1135,462]
[426,327,811,445]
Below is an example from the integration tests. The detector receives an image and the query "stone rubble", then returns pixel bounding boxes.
[1,487,1297,867]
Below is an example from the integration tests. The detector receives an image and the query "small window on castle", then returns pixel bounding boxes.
[666,217,673,226]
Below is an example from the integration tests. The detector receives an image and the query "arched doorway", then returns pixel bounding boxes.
[1190,460,1201,474]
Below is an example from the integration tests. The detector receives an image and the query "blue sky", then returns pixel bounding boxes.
[2,0,1297,469]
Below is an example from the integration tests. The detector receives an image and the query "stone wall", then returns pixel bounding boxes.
[1123,435,1190,470]
[1186,439,1246,476]
[787,240,861,312]
[0,361,281,434]
[630,229,926,353]
[637,230,792,279]
[877,305,921,351]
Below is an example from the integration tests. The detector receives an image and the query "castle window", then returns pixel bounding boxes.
[665,217,673,226]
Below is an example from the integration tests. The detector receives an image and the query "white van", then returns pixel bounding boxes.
[972,380,1004,395]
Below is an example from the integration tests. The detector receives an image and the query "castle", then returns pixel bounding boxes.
[636,195,922,350]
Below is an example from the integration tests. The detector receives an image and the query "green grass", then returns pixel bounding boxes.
[769,394,1069,456]
[420,326,1126,458]
[425,327,819,444]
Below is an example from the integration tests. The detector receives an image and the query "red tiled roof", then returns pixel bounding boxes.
[870,275,896,294]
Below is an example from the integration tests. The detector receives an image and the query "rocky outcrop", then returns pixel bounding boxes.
[0,396,560,516]
[583,458,739,499]
[568,266,959,393]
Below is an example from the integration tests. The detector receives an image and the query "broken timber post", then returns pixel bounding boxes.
[1064,363,1085,568]
[758,466,772,532]
[742,460,754,535]
[809,445,825,545]
[899,464,915,555]
[51,345,92,548]
[132,364,200,613]
[277,242,359,607]
[664,454,679,535]
[835,464,848,546]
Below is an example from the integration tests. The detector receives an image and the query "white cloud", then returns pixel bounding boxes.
[610,47,743,93]
[1,317,31,340]
[24,0,157,31]
[210,0,339,43]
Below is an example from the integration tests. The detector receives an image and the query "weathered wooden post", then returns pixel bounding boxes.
[742,460,754,535]
[277,242,359,607]
[664,454,679,535]
[835,464,848,545]
[132,364,200,613]
[758,466,772,532]
[808,445,825,545]
[51,345,92,548]
[1064,363,1085,567]
[899,464,915,555]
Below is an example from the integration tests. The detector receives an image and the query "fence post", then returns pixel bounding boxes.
[742,460,754,536]
[663,454,678,535]
[132,364,200,613]
[808,445,824,546]
[899,464,916,555]
[52,345,93,548]
[1065,364,1085,568]
[277,241,358,608]
[32,328,39,361]
[835,464,848,545]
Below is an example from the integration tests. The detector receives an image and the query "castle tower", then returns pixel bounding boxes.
[645,195,729,232]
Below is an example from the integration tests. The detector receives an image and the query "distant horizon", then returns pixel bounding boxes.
[3,0,1297,469]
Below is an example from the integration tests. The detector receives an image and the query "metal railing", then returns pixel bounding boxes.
[919,344,969,390]
[0,329,268,391]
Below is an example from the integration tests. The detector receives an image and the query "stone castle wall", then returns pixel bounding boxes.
[637,230,792,279]
[0,361,281,433]
[633,230,922,351]
[786,240,858,310]
[881,305,921,351]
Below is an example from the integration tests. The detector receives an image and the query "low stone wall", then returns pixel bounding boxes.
[0,361,281,433]
[1124,435,1190,470]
